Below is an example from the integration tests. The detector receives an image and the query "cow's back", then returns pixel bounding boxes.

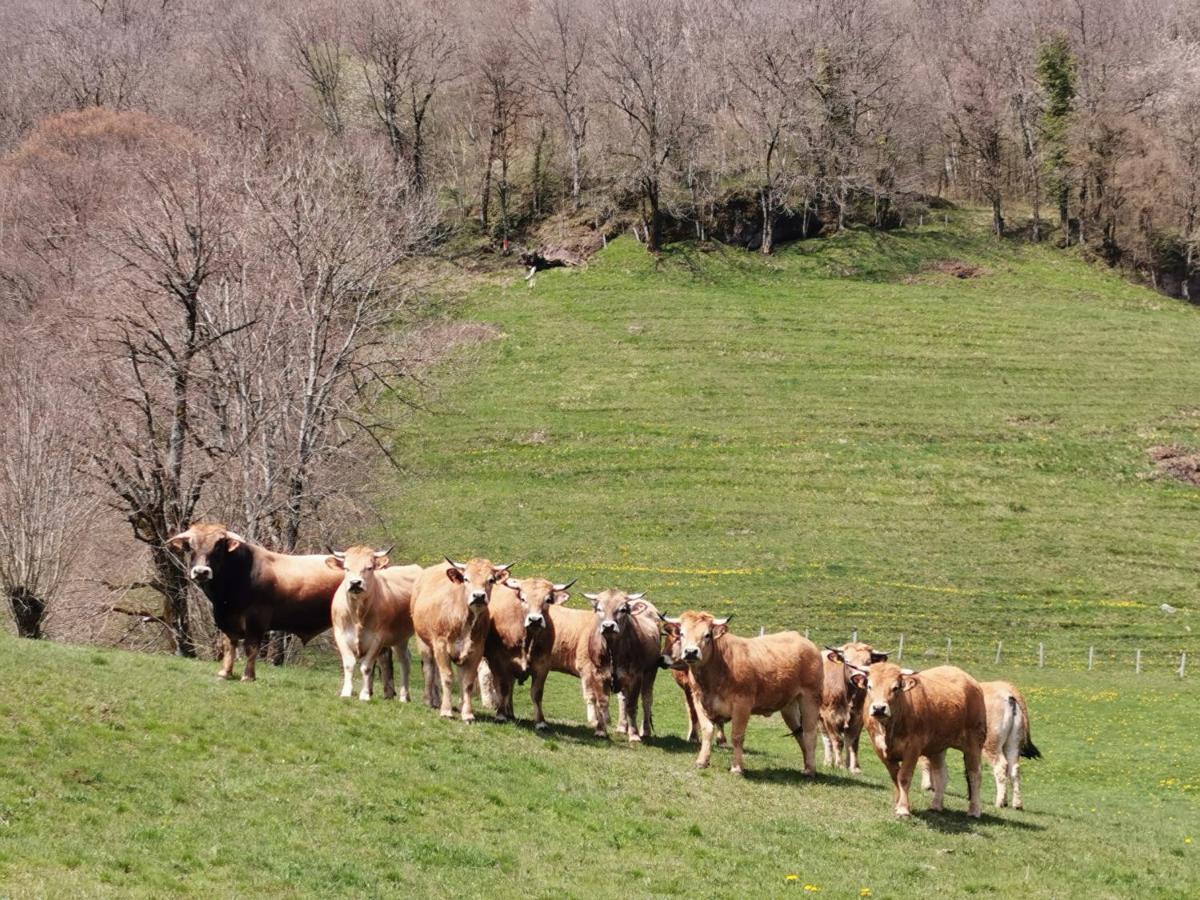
[907,666,987,755]
[411,564,461,639]
[368,564,424,635]
[547,605,597,675]
[252,551,342,641]
[486,584,527,651]
[722,630,822,712]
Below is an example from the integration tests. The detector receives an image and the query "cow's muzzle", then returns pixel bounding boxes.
[189,565,213,583]
[469,591,488,606]
[524,614,545,629]
[870,703,890,719]
[347,579,365,594]
[682,646,700,661]
[600,620,618,634]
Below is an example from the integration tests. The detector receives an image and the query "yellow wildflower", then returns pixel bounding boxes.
[803,886,821,893]
[785,875,799,882]
[861,890,873,897]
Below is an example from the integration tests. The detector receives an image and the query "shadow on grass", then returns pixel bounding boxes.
[912,808,1047,834]
[743,767,884,795]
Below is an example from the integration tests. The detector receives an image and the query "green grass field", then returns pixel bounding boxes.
[4,218,1200,897]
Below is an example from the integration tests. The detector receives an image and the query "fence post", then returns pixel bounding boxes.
[945,638,952,663]
[1038,643,1044,668]
[995,641,1003,665]
[1088,646,1094,671]
[1180,652,1187,678]
[897,634,904,662]
[759,626,765,637]
[804,629,809,640]
[1135,649,1142,674]
[852,629,858,643]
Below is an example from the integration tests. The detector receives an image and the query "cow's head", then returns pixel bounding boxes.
[167,523,247,585]
[657,615,687,669]
[325,545,392,596]
[503,577,574,631]
[584,588,648,637]
[667,610,731,667]
[444,556,511,608]
[851,661,918,720]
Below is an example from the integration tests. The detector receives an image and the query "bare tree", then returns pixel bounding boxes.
[284,4,347,137]
[517,0,593,211]
[0,337,94,638]
[474,35,526,244]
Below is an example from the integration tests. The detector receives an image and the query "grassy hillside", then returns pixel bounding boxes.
[384,221,1200,669]
[0,635,1196,897]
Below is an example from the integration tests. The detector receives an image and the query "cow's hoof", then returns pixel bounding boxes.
[968,808,982,819]
[534,721,548,732]
[851,767,863,775]
[461,714,476,724]
[895,808,911,819]
[929,802,944,812]
[1012,801,1023,811]
[240,675,256,683]
[399,692,411,703]
[495,714,508,724]
[695,760,710,770]
[216,671,232,680]
[802,769,816,779]
[358,694,371,702]
[440,710,455,719]
[729,765,744,776]
[628,733,642,744]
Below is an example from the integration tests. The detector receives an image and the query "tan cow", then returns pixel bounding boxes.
[852,662,987,818]
[667,611,823,775]
[546,602,612,737]
[411,556,511,722]
[326,545,427,702]
[481,576,574,729]
[658,619,725,746]
[819,642,888,773]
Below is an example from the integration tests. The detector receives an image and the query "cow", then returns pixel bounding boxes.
[411,556,511,722]
[918,679,1040,809]
[585,589,661,743]
[820,642,889,773]
[480,576,575,728]
[167,523,342,681]
[326,545,429,703]
[852,662,987,818]
[546,602,613,737]
[665,610,823,776]
[658,618,725,746]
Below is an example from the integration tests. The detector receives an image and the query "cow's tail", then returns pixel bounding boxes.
[477,659,501,710]
[1009,694,1041,759]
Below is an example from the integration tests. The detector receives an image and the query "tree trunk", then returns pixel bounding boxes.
[645,178,662,253]
[760,187,774,255]
[568,133,583,212]
[9,588,46,639]
[154,546,196,657]
[991,195,1004,239]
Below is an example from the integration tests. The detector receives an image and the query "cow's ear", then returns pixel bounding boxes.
[584,592,600,610]
[504,577,521,591]
[373,555,390,569]
[167,530,192,552]
[870,651,889,663]
[628,599,649,617]
[826,650,841,663]
[900,675,918,692]
[223,532,244,554]
[711,616,731,639]
[446,566,465,584]
[850,673,868,690]
[325,555,344,571]
[551,589,571,605]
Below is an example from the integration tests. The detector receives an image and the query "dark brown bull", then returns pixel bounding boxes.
[585,589,660,743]
[167,523,342,681]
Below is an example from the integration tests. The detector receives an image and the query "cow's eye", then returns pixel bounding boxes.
[891,683,901,693]
[704,633,712,642]
[619,605,630,615]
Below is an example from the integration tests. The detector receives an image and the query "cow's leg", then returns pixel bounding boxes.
[797,690,820,776]
[780,700,815,777]
[216,634,237,680]
[895,756,917,818]
[583,678,598,730]
[458,660,479,723]
[990,753,1009,808]
[715,720,727,747]
[920,756,934,791]
[683,687,698,743]
[928,750,948,812]
[359,641,379,701]
[728,705,752,775]
[884,758,902,812]
[1010,745,1024,810]
[695,713,716,769]
[964,744,983,818]
[379,646,396,700]
[418,641,440,708]
[847,722,864,774]
[820,724,834,768]
[334,628,358,698]
[623,680,642,743]
[241,633,263,682]
[616,691,628,734]
[640,672,655,738]
[433,641,455,718]
[530,666,549,731]
[395,643,410,702]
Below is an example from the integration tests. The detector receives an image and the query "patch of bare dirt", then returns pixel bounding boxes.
[927,259,983,278]
[1147,444,1200,485]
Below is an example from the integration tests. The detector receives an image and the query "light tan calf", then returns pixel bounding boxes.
[853,663,987,818]
[411,557,510,722]
[981,680,1039,808]
[327,545,425,702]
[669,611,823,776]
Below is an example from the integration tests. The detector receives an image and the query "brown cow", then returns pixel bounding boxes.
[411,556,511,722]
[585,589,661,743]
[852,662,986,818]
[820,642,888,773]
[667,610,823,775]
[481,576,574,729]
[658,619,725,746]
[326,545,428,702]
[546,602,612,737]
[168,523,342,681]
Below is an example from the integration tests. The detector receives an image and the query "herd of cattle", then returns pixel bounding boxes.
[166,522,1041,819]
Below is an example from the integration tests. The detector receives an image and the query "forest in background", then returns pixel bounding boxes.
[2,0,1199,654]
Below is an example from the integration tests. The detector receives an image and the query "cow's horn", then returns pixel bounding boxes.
[553,579,577,592]
[328,547,346,560]
[713,615,732,626]
[374,546,393,558]
[627,591,645,601]
[900,668,916,676]
[659,614,681,625]
[225,531,246,545]
[444,556,466,570]
[494,562,512,572]
[583,592,599,601]
[844,662,869,674]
